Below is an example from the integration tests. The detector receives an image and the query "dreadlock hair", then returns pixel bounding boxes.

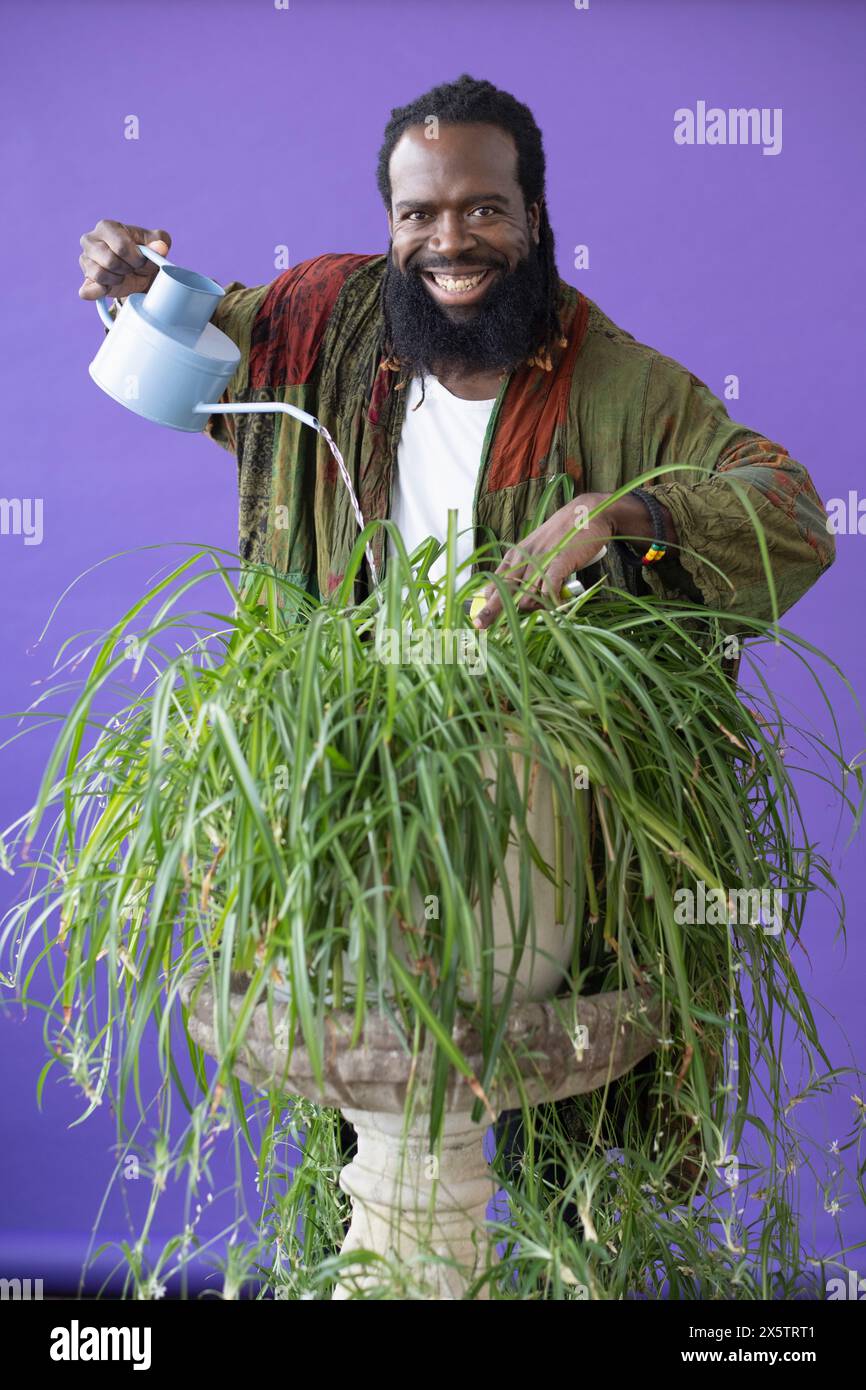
[375,74,567,380]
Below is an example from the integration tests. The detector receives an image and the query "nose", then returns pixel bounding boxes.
[427,211,477,261]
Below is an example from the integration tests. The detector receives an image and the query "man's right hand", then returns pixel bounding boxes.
[78,220,172,302]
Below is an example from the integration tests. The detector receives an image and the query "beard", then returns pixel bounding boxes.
[381,241,549,376]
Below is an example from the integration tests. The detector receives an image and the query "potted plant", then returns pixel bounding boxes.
[1,519,860,1300]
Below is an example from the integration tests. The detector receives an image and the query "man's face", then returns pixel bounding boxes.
[384,122,546,373]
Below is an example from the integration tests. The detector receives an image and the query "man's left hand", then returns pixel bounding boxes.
[472,492,615,629]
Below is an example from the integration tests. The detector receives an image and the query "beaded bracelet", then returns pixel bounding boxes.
[616,487,669,567]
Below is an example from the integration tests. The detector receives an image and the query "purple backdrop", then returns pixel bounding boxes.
[1,0,863,1294]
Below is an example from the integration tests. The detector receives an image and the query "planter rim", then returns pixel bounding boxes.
[180,966,664,1113]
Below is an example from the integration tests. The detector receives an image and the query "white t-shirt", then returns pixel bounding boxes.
[388,373,497,583]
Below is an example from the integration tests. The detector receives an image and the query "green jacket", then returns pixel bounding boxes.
[205,252,834,630]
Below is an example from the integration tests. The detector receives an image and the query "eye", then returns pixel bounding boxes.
[404,210,430,221]
[471,206,498,217]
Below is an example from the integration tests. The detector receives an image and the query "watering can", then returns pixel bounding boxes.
[88,242,328,438]
[89,242,243,432]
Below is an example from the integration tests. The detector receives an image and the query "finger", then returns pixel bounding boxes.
[491,545,533,586]
[94,221,171,272]
[83,225,140,274]
[484,549,536,607]
[472,599,498,630]
[79,235,144,281]
[473,578,509,630]
[78,251,127,291]
[539,567,566,605]
[479,551,547,625]
[476,565,539,625]
[78,276,108,301]
[516,575,546,611]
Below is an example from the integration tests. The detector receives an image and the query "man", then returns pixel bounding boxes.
[79,73,833,1218]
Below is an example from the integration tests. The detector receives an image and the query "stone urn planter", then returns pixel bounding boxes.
[181,967,662,1299]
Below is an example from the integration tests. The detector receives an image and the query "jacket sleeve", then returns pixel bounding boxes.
[636,355,835,624]
[203,280,273,454]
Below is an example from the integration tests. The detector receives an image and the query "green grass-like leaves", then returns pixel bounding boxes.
[1,528,861,1299]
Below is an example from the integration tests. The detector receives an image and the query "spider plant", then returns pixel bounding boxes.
[0,518,861,1300]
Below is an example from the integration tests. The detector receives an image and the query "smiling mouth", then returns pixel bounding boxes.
[422,267,497,296]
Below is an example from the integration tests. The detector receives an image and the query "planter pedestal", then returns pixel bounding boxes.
[181,970,662,1300]
[335,1107,495,1300]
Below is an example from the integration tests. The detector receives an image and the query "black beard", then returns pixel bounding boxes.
[381,242,549,376]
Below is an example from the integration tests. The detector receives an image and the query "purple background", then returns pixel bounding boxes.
[1,0,863,1293]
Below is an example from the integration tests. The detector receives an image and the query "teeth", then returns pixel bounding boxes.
[432,272,486,292]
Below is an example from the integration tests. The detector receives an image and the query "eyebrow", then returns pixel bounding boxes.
[393,193,511,212]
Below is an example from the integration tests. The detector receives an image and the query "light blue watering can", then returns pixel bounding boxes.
[88,242,325,436]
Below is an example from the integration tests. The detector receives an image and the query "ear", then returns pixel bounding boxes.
[527,199,542,245]
[386,209,394,239]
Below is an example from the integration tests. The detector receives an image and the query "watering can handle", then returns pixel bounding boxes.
[95,242,172,329]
